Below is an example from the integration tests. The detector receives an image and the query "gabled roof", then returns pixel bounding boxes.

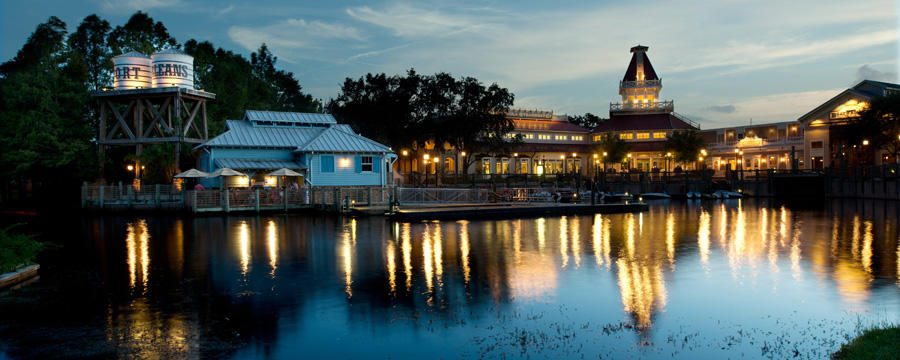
[297,126,392,153]
[797,80,900,124]
[595,113,696,132]
[244,110,336,125]
[622,46,659,82]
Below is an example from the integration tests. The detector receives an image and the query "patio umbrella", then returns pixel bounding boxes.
[267,168,302,177]
[267,168,303,189]
[174,168,209,178]
[206,167,247,178]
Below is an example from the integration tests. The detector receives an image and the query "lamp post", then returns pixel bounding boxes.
[423,153,430,187]
[665,152,672,173]
[401,150,409,184]
[560,154,566,174]
[627,153,632,172]
[513,153,518,175]
[433,157,440,186]
[459,151,466,179]
[602,151,607,173]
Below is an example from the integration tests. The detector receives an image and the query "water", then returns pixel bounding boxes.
[1,200,898,359]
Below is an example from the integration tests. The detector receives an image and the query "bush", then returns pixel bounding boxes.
[0,225,43,273]
[832,325,900,359]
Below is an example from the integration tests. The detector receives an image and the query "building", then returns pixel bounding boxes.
[198,110,396,187]
[592,45,699,171]
[798,80,900,169]
[700,121,804,175]
[497,109,592,175]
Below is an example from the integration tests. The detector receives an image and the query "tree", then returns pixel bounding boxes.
[595,133,630,166]
[328,70,516,168]
[854,93,900,161]
[665,130,706,165]
[567,113,605,129]
[107,11,178,55]
[0,17,93,204]
[68,14,112,91]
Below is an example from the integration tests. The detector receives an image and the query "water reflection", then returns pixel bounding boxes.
[125,219,150,293]
[2,200,899,359]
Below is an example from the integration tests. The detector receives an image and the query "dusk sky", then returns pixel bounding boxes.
[2,0,898,128]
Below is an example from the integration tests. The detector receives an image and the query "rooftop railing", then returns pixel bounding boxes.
[610,100,674,113]
[619,79,662,89]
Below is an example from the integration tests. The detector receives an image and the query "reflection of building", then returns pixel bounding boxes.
[701,121,805,175]
[798,80,900,169]
[593,45,699,172]
[198,110,396,187]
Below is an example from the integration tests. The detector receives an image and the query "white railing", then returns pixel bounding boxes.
[620,79,662,89]
[610,100,674,113]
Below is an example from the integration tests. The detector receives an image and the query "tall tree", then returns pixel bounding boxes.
[0,17,93,204]
[665,130,706,165]
[595,133,630,165]
[854,93,900,159]
[68,14,112,91]
[107,11,178,55]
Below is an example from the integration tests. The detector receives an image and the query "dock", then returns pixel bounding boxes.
[388,202,648,221]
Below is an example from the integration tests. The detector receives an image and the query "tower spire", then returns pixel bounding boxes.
[620,45,662,105]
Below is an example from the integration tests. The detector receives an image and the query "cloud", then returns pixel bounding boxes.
[228,18,364,59]
[706,105,737,114]
[687,88,844,128]
[346,4,488,38]
[854,64,898,84]
[216,4,235,17]
[99,0,182,12]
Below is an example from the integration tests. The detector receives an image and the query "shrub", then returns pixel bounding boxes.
[0,224,43,273]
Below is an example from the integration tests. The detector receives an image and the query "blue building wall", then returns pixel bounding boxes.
[308,153,385,186]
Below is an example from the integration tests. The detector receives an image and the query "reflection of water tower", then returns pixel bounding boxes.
[95,49,215,183]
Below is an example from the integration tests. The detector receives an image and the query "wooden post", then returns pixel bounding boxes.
[223,190,230,213]
[367,187,372,206]
[154,184,160,208]
[99,186,105,208]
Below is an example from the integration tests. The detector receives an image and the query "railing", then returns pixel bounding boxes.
[620,79,661,89]
[610,100,674,113]
[396,187,491,204]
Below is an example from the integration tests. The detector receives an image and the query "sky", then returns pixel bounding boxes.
[2,0,898,128]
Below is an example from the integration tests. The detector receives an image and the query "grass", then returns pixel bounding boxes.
[832,325,900,359]
[0,224,43,273]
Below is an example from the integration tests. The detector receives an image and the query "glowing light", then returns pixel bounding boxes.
[402,223,412,291]
[698,210,710,266]
[559,216,569,268]
[386,240,397,295]
[401,150,408,156]
[341,221,354,299]
[338,157,352,168]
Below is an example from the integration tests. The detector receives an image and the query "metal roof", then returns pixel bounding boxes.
[244,110,337,125]
[215,158,306,170]
[297,126,392,153]
[204,120,321,148]
[202,119,393,154]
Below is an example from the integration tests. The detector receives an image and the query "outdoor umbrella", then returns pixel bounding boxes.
[267,168,303,189]
[206,167,247,178]
[174,168,209,178]
[206,167,248,188]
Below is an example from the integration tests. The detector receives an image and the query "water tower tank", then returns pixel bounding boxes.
[151,49,194,89]
[112,52,151,90]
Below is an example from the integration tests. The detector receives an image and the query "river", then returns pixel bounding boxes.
[1,199,898,359]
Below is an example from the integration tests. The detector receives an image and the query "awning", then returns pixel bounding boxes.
[214,158,306,171]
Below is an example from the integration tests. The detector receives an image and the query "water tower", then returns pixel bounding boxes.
[95,49,215,184]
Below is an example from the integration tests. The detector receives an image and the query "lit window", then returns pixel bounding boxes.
[593,135,601,141]
[636,133,650,139]
[572,135,584,141]
[556,135,567,140]
[620,133,634,140]
[652,132,667,139]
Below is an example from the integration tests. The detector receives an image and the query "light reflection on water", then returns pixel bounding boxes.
[1,200,898,359]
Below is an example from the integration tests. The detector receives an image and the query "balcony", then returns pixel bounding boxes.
[610,100,674,113]
[619,79,661,89]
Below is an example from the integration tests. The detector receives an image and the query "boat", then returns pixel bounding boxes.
[685,191,702,199]
[603,192,634,202]
[640,192,671,200]
[724,190,743,198]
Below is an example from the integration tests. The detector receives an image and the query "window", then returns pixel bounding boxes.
[652,132,667,139]
[538,134,551,140]
[481,158,491,174]
[523,133,535,139]
[593,135,601,141]
[619,133,634,140]
[636,132,650,139]
[811,141,823,149]
[361,156,373,172]
[555,135,567,141]
[572,135,584,141]
[321,155,334,173]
